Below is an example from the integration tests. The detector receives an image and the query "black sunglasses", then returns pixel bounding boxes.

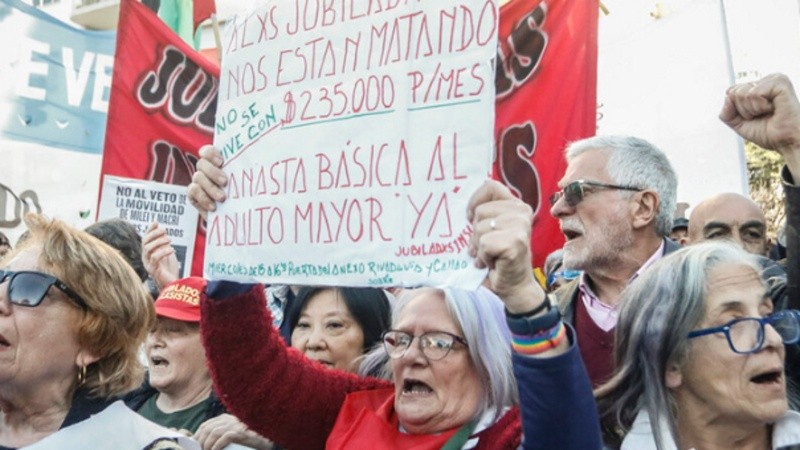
[0,270,88,310]
[550,179,643,207]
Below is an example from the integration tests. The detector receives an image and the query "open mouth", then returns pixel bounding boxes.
[0,335,9,347]
[750,370,782,385]
[402,378,433,395]
[562,229,582,241]
[150,356,169,368]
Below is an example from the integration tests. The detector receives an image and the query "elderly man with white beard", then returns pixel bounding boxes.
[548,135,679,387]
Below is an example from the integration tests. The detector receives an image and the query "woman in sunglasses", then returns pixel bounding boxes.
[596,242,800,449]
[0,214,198,449]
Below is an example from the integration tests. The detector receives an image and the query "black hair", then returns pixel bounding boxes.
[285,286,391,352]
[85,218,148,282]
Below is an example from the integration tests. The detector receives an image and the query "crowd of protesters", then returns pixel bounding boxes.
[0,68,799,450]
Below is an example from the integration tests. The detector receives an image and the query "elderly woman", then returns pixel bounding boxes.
[125,277,226,433]
[595,242,800,449]
[0,214,198,449]
[286,286,391,371]
[191,158,601,449]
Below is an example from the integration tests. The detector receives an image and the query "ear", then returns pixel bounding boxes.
[665,363,683,389]
[678,236,690,246]
[75,349,101,369]
[631,190,659,230]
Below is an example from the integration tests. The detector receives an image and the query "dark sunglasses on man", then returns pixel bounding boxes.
[550,179,643,208]
[0,270,88,310]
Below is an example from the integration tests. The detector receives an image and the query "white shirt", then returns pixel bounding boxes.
[622,408,800,450]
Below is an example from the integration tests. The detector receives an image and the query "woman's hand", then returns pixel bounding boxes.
[188,145,228,220]
[141,222,180,290]
[193,413,274,450]
[466,180,545,314]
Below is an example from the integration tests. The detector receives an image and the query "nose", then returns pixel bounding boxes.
[728,229,746,248]
[304,328,327,352]
[0,279,11,316]
[549,194,572,218]
[762,323,785,351]
[145,329,165,349]
[399,336,428,365]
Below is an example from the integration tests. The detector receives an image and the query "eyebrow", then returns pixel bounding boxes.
[738,221,766,231]
[702,222,732,234]
[708,295,770,317]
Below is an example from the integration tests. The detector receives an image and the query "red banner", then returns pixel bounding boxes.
[100,0,219,276]
[494,0,598,268]
[193,0,216,31]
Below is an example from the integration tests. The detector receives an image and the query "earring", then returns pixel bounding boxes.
[77,365,87,386]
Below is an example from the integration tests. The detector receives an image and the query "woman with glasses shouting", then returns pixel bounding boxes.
[0,214,199,449]
[596,242,800,449]
[195,176,601,449]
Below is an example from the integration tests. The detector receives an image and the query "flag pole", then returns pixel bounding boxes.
[211,13,223,60]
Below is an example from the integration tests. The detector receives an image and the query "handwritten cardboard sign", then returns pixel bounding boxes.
[205,0,498,288]
[98,176,198,278]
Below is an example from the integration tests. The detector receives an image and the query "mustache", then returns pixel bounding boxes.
[559,219,585,234]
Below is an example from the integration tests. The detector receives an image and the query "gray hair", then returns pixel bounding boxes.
[358,286,518,421]
[594,242,762,449]
[544,248,565,279]
[566,135,677,236]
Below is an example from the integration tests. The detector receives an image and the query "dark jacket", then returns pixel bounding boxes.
[783,166,799,311]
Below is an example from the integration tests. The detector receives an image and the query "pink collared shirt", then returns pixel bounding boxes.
[578,240,666,331]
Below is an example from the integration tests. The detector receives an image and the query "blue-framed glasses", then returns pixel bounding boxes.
[0,270,88,310]
[687,310,800,354]
[547,269,582,289]
[549,180,643,207]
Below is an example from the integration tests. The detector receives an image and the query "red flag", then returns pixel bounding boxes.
[494,0,598,269]
[193,0,215,31]
[101,0,219,277]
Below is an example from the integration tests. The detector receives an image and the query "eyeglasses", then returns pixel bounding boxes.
[0,270,88,310]
[687,310,800,354]
[382,330,468,361]
[549,180,643,207]
[547,269,582,289]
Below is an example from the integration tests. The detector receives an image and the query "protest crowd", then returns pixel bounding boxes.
[2,0,800,449]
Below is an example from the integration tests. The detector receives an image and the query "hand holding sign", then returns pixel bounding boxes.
[205,0,499,288]
[188,145,228,220]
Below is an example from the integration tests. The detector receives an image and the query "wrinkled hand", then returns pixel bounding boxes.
[142,222,180,289]
[466,180,544,313]
[720,73,800,179]
[188,145,228,220]
[194,414,274,450]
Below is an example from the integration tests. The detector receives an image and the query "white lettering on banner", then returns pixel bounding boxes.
[16,38,49,101]
[63,47,94,107]
[92,54,113,112]
[15,37,113,113]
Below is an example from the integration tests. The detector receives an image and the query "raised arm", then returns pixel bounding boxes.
[199,281,390,449]
[720,73,799,310]
[467,180,601,449]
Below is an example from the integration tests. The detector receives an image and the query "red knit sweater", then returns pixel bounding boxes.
[200,284,521,449]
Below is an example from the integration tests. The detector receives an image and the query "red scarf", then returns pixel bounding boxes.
[326,388,462,450]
